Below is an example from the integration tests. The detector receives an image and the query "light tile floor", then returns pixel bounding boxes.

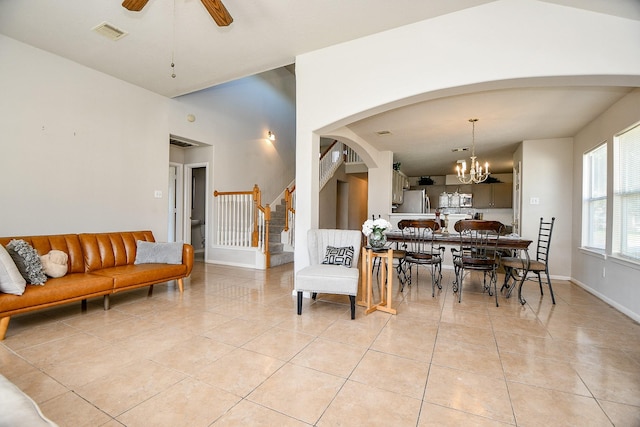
[1,261,640,426]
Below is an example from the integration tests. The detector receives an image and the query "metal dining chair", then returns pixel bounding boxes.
[452,220,505,306]
[398,219,445,297]
[501,217,556,304]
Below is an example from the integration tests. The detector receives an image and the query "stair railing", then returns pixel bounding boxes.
[213,184,271,266]
[319,140,345,189]
[284,184,295,247]
[344,145,363,164]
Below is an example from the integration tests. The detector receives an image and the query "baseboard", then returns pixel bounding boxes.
[570,278,640,323]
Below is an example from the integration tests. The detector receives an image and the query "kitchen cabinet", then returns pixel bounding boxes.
[392,170,409,204]
[472,183,512,208]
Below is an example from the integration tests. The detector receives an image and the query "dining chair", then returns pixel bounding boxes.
[452,220,504,306]
[295,229,362,319]
[398,219,445,297]
[501,217,556,304]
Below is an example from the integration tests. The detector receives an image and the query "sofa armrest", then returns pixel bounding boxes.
[182,243,194,277]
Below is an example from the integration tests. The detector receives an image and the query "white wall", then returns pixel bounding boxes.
[170,68,296,204]
[0,35,170,239]
[572,89,640,321]
[521,138,573,279]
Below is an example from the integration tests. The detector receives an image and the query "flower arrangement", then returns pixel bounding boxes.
[361,218,392,237]
[362,217,392,248]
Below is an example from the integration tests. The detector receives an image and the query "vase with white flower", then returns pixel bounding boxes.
[362,217,392,249]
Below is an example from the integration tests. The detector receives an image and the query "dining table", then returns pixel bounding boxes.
[385,230,533,304]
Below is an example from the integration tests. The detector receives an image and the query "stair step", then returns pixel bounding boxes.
[270,251,294,267]
[270,242,284,253]
[270,227,284,236]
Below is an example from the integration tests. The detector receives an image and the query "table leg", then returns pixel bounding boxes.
[357,247,368,307]
[517,249,531,305]
[385,248,394,310]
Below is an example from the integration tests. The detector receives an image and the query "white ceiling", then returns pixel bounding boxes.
[2,0,639,177]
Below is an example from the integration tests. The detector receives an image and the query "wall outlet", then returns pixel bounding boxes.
[530,197,540,205]
[154,190,163,198]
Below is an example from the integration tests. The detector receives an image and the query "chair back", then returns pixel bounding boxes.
[456,220,504,268]
[536,217,555,264]
[307,229,362,268]
[398,219,441,259]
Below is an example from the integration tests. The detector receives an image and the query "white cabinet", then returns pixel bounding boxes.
[392,170,409,204]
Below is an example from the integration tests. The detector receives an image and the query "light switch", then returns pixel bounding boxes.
[154,190,163,199]
[530,197,539,205]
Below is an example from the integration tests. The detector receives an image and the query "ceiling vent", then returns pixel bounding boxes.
[170,136,200,148]
[451,147,469,152]
[376,130,392,136]
[92,22,128,41]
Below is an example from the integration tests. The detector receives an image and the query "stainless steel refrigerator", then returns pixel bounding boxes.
[395,189,429,213]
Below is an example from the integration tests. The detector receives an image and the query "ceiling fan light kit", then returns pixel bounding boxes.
[122,0,233,27]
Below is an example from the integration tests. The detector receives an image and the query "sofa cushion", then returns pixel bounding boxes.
[134,241,183,265]
[92,264,187,291]
[79,231,155,272]
[5,240,47,285]
[322,246,354,268]
[0,245,27,295]
[0,273,113,315]
[0,374,58,426]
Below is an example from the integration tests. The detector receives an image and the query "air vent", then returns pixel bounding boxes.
[170,136,199,148]
[451,147,469,152]
[376,130,392,136]
[92,22,128,41]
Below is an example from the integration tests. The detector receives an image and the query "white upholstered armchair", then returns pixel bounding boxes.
[296,229,362,319]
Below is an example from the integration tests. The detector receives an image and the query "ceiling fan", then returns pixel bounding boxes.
[122,0,233,27]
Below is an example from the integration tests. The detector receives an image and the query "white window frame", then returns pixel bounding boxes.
[582,142,607,251]
[612,122,640,263]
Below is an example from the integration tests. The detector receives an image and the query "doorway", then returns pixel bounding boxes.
[336,180,349,229]
[184,163,209,260]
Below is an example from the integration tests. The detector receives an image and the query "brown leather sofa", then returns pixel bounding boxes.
[0,231,193,340]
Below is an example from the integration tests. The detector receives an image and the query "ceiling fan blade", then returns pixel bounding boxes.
[200,0,233,26]
[122,0,150,12]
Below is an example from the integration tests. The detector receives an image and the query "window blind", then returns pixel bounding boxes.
[613,123,640,262]
[582,143,607,250]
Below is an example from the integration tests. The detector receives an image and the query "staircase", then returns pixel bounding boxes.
[269,199,294,267]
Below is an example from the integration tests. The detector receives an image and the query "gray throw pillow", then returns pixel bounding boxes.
[0,245,27,295]
[322,246,354,268]
[134,241,183,265]
[5,240,47,285]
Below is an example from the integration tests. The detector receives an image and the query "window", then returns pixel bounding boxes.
[613,123,640,262]
[582,143,607,250]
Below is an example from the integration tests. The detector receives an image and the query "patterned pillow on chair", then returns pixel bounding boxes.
[322,246,354,268]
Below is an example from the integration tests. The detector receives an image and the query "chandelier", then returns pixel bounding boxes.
[456,118,490,184]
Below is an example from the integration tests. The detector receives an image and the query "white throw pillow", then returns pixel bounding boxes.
[0,245,27,295]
